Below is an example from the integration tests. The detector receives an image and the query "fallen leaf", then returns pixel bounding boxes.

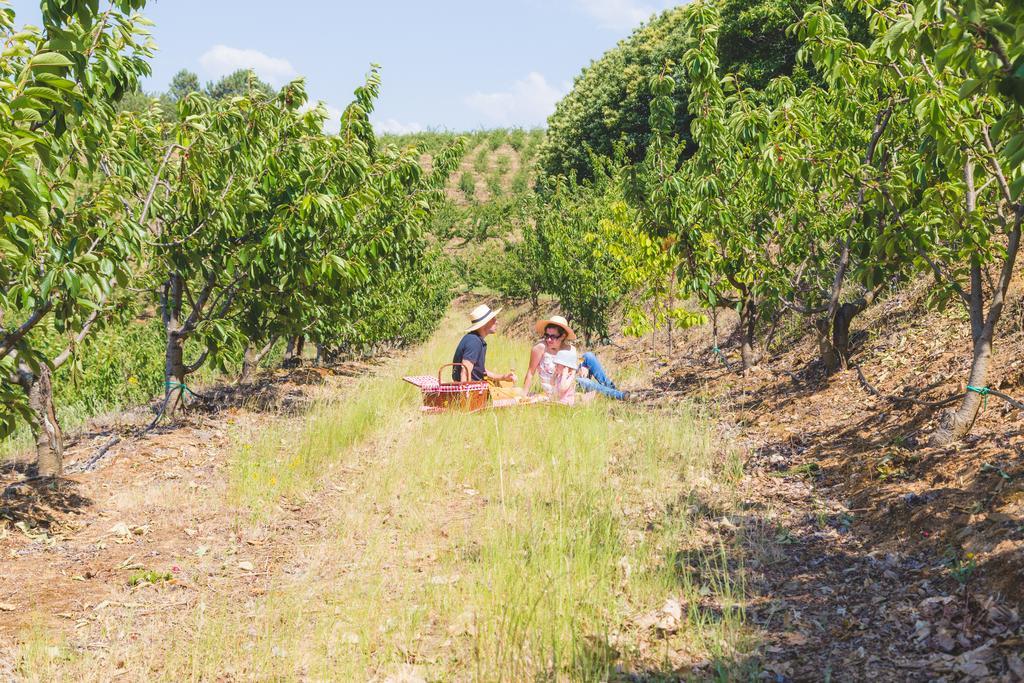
[382,664,427,683]
[1007,654,1024,678]
[781,631,808,646]
[932,631,956,653]
[955,641,997,679]
[109,522,130,538]
[661,597,683,622]
[0,603,16,611]
[448,610,477,637]
[237,561,255,572]
[429,574,460,586]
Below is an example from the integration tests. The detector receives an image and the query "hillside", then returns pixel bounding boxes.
[381,128,544,206]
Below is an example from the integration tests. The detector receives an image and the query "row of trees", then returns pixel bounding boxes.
[0,1,460,476]
[117,67,279,119]
[527,0,1022,445]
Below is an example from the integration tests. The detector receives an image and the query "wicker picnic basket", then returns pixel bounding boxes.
[404,363,489,413]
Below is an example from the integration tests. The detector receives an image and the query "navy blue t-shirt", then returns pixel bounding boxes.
[452,332,487,381]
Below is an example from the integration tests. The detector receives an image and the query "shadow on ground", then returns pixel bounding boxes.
[0,474,93,530]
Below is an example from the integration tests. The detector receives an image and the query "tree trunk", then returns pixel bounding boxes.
[284,336,297,360]
[740,299,759,372]
[241,344,257,383]
[831,301,862,370]
[667,271,676,356]
[165,330,188,416]
[17,364,63,477]
[163,273,188,417]
[816,316,840,372]
[240,336,278,383]
[929,157,1021,446]
[931,321,993,446]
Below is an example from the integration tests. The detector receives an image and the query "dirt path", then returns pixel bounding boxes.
[6,300,1021,680]
[1,318,749,681]
[0,365,373,666]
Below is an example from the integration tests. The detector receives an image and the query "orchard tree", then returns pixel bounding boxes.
[865,0,1024,444]
[142,77,328,415]
[636,4,781,371]
[0,1,155,475]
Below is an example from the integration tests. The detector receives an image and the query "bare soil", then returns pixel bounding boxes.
[0,363,373,657]
[589,276,1024,679]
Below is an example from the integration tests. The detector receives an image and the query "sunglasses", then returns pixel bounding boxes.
[543,333,564,340]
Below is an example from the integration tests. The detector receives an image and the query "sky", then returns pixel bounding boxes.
[8,0,679,134]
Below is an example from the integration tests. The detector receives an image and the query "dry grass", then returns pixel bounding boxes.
[11,316,750,681]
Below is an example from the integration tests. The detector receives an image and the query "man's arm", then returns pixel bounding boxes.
[487,368,516,382]
[461,359,513,383]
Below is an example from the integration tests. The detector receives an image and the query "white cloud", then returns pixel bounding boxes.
[575,0,674,30]
[321,105,343,135]
[198,45,297,85]
[373,118,425,135]
[464,72,567,128]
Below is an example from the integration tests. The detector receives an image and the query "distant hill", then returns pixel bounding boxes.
[381,128,544,206]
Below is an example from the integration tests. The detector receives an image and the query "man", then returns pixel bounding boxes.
[452,304,516,383]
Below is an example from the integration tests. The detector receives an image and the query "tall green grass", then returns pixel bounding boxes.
[473,147,490,174]
[458,171,477,199]
[13,317,750,680]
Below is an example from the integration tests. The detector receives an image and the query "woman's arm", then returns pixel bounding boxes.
[522,343,544,392]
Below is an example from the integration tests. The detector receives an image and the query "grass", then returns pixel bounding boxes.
[12,314,750,680]
[473,147,490,174]
[458,171,476,199]
[511,168,531,194]
[496,153,511,176]
[486,172,503,198]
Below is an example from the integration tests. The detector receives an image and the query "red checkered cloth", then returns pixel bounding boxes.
[402,376,488,394]
[403,375,440,390]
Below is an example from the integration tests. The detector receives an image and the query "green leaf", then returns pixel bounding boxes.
[29,52,74,69]
[1011,174,1024,202]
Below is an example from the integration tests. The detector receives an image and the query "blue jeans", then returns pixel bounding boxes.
[576,352,626,400]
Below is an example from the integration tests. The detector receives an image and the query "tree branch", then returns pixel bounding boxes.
[0,301,54,361]
[184,349,210,375]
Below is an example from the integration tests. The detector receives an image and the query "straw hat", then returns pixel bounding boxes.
[465,304,502,332]
[535,315,577,341]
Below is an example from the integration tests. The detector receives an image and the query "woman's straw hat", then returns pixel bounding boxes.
[535,315,577,341]
[466,304,501,332]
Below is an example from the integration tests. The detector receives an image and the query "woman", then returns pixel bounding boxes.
[522,315,628,402]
